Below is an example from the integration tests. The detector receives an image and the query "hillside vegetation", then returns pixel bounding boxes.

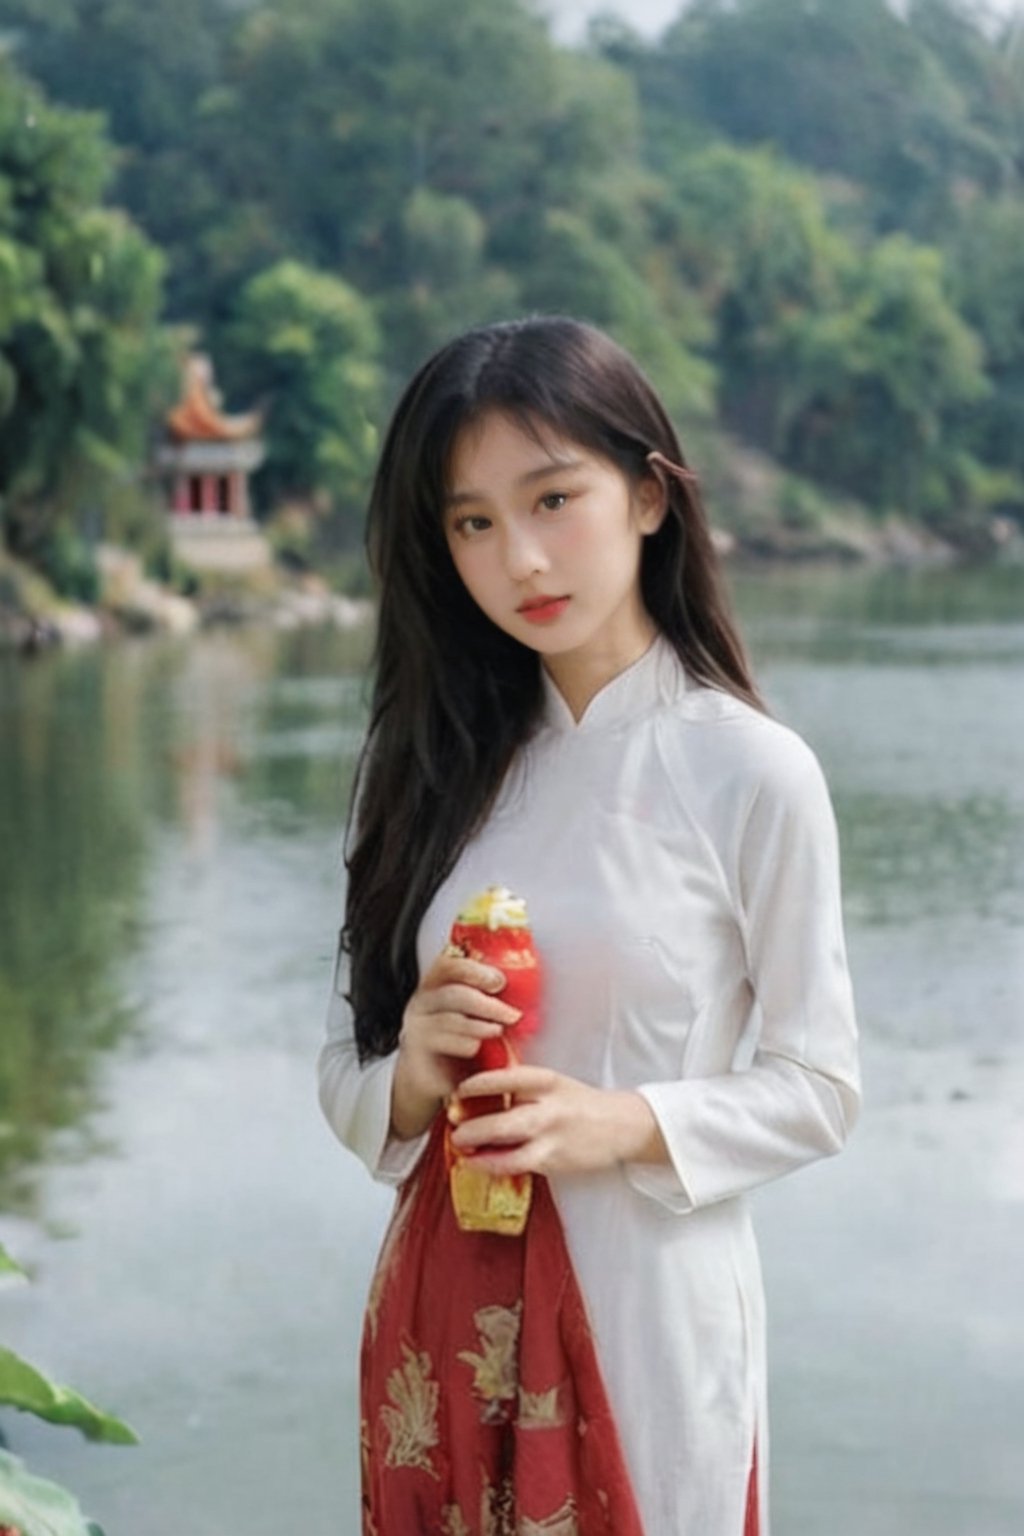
[2,0,1024,580]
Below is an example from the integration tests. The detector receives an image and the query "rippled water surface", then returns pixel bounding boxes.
[1,567,1022,1535]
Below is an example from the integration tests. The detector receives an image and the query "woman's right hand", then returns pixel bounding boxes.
[390,951,521,1140]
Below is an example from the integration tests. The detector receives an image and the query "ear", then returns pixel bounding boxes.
[635,462,670,536]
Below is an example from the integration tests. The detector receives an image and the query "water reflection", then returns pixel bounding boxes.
[0,622,373,1213]
[209,628,370,832]
[837,789,1024,926]
[0,649,148,1210]
[733,560,1024,628]
[734,563,1024,667]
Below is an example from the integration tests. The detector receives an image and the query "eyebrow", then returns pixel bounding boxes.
[444,456,587,510]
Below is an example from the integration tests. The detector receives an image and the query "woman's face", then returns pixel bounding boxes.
[443,411,665,667]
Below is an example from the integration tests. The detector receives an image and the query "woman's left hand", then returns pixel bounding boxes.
[448,1064,668,1177]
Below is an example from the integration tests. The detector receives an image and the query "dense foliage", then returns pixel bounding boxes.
[1,0,1023,560]
[224,259,384,542]
[0,57,175,574]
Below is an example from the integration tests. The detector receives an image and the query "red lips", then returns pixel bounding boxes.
[517,592,571,628]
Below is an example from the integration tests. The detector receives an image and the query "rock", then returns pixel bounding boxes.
[93,543,201,635]
[329,593,373,629]
[106,575,199,635]
[52,604,105,646]
[269,584,372,630]
[95,542,145,605]
[874,518,956,568]
[159,591,201,635]
[0,613,61,654]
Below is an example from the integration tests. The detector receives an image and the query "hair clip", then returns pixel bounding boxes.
[646,450,700,485]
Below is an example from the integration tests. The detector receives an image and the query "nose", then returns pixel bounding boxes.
[501,519,549,582]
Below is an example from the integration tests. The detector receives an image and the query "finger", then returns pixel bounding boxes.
[432,1010,508,1045]
[457,1065,556,1100]
[466,1144,543,1178]
[425,952,508,995]
[427,983,521,1026]
[433,1035,492,1060]
[405,1009,503,1044]
[430,1021,506,1059]
[400,1029,501,1069]
[450,1105,538,1149]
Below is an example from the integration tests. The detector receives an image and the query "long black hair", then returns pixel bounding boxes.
[344,317,762,1060]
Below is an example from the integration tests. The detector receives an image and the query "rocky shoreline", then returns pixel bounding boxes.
[2,516,1019,657]
[0,544,372,656]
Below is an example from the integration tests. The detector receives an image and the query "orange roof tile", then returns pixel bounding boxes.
[166,354,262,442]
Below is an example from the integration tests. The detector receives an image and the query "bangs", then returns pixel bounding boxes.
[431,324,658,517]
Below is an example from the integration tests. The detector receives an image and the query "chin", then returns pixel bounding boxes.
[511,625,583,654]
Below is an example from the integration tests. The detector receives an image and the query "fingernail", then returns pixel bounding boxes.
[485,971,504,991]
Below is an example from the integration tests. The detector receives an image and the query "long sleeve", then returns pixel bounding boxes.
[317,943,429,1185]
[627,734,861,1213]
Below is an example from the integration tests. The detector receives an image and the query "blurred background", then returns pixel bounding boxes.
[1,2,1022,1533]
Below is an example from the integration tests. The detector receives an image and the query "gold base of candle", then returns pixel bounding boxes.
[449,1158,532,1236]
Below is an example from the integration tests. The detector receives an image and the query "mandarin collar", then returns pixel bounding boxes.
[539,631,686,734]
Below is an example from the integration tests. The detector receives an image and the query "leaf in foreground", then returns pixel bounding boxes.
[0,1447,104,1536]
[0,1349,137,1445]
[0,1246,27,1281]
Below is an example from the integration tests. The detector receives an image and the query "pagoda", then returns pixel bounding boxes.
[157,353,270,571]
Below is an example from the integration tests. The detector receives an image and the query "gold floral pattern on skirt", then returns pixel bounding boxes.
[457,1302,522,1421]
[517,1383,565,1430]
[518,1499,579,1536]
[379,1341,440,1477]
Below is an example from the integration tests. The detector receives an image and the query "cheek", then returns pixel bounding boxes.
[446,533,473,578]
[449,542,497,606]
[549,518,592,562]
[556,509,635,574]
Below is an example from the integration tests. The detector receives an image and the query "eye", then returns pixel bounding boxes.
[452,513,491,538]
[539,492,568,512]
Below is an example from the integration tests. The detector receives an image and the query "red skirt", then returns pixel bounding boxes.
[359,1121,760,1535]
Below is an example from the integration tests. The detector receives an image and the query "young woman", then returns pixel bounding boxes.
[318,317,860,1536]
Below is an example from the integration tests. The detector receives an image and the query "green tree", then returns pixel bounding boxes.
[515,208,714,421]
[220,0,633,256]
[775,236,989,516]
[0,0,239,318]
[907,0,1024,177]
[944,194,1024,488]
[662,143,846,439]
[380,188,519,377]
[201,0,646,345]
[2,0,650,347]
[661,143,989,520]
[0,57,174,566]
[222,259,383,540]
[635,0,1015,235]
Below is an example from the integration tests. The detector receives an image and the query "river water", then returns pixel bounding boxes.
[1,566,1022,1535]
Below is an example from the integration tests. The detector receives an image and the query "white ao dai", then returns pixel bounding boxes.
[319,633,860,1535]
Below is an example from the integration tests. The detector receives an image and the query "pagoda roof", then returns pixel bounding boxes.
[166,353,262,443]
